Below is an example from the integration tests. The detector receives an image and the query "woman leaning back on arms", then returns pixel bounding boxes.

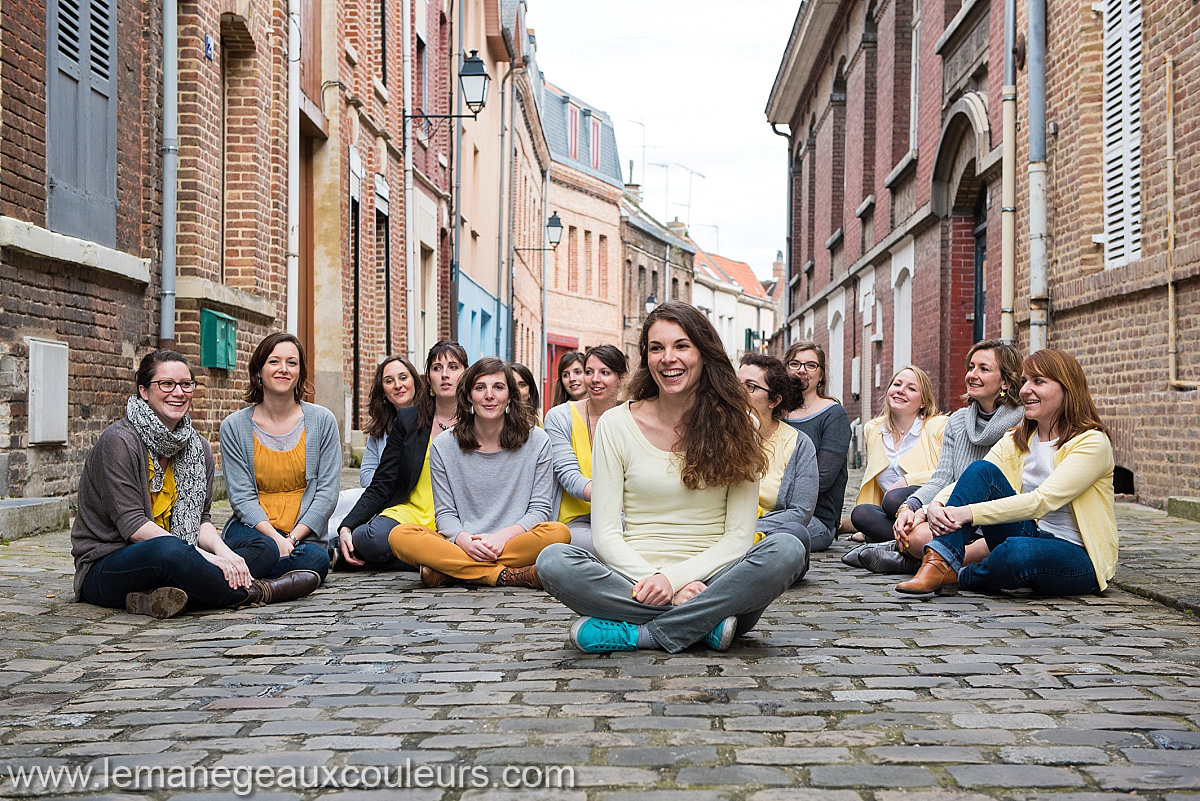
[544,344,629,553]
[219,333,338,587]
[387,357,571,587]
[848,340,1025,574]
[72,351,320,619]
[896,349,1117,597]
[336,342,467,568]
[537,301,808,653]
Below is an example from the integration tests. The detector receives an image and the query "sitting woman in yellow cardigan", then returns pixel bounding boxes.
[897,349,1116,597]
[848,366,946,542]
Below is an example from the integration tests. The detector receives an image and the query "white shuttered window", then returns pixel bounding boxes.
[1102,0,1142,269]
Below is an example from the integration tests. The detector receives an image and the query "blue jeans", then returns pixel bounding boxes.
[81,534,277,610]
[224,520,331,581]
[927,460,1099,596]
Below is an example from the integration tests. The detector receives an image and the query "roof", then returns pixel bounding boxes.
[691,242,771,300]
[621,193,696,253]
[538,79,624,189]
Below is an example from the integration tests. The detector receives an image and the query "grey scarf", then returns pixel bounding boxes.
[962,400,1025,448]
[125,396,206,545]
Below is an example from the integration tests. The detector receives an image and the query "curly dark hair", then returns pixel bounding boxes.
[244,332,312,404]
[626,301,767,489]
[364,356,424,439]
[453,357,534,451]
[415,341,469,430]
[739,353,795,422]
[552,351,585,406]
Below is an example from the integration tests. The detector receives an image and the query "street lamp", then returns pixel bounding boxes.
[515,212,565,253]
[404,50,491,133]
[645,293,658,316]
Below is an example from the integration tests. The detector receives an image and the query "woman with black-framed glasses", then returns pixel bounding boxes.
[72,350,312,618]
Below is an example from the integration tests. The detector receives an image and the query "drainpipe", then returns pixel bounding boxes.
[159,0,178,346]
[402,0,415,360]
[449,2,464,343]
[285,0,300,334]
[1000,0,1017,343]
[1164,55,1200,390]
[494,62,516,358]
[771,123,793,344]
[1027,0,1048,352]
[540,171,549,393]
[506,63,528,361]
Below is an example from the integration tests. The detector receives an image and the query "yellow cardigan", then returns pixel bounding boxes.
[933,428,1117,591]
[855,414,947,506]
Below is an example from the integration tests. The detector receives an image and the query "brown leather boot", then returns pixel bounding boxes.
[420,565,453,588]
[496,564,541,589]
[125,586,188,618]
[243,570,322,606]
[895,549,959,595]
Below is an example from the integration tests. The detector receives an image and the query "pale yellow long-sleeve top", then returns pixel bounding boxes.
[933,427,1118,591]
[855,414,947,506]
[591,402,759,592]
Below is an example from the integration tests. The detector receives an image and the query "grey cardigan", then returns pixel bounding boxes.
[544,402,589,519]
[71,418,216,600]
[908,401,1026,509]
[219,401,343,545]
[757,428,820,538]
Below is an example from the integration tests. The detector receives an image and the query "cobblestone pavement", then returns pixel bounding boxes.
[1,471,1199,799]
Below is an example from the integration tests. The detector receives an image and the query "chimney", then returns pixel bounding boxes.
[773,250,784,280]
[667,217,687,239]
[625,181,642,205]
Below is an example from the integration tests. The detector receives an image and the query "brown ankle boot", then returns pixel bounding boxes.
[243,570,322,606]
[895,549,959,595]
[125,586,188,618]
[496,564,540,589]
[420,565,453,588]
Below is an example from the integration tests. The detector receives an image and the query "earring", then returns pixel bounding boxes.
[998,389,1008,400]
[469,406,475,415]
[429,387,435,397]
[505,403,511,414]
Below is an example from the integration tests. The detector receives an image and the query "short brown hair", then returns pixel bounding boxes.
[962,340,1023,408]
[245,332,311,404]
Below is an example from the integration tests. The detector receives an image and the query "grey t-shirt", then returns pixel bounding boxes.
[786,403,852,532]
[430,425,555,538]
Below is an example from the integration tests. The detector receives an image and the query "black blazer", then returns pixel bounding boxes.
[340,406,432,531]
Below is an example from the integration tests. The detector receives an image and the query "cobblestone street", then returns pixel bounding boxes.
[2,476,1200,800]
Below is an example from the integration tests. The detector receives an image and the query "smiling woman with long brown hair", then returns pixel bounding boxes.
[537,301,807,654]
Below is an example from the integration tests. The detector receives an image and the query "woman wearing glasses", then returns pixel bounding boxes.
[783,341,852,552]
[220,332,338,588]
[737,353,818,571]
[545,345,629,552]
[72,351,317,618]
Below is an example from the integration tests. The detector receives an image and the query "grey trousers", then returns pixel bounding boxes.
[350,515,415,569]
[536,535,807,653]
[566,516,594,554]
[807,518,836,552]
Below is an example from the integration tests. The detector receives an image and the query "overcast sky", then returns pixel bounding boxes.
[526,0,800,281]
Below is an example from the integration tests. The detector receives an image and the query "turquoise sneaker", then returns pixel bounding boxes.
[568,617,638,653]
[703,616,738,651]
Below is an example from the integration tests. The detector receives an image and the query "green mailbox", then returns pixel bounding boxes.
[200,308,237,370]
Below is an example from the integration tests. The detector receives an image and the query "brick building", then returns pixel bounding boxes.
[767,0,1200,506]
[540,79,624,405]
[0,0,162,498]
[618,187,694,365]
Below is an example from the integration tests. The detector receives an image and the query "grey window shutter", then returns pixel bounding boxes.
[47,0,117,247]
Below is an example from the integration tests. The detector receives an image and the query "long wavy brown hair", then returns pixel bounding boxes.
[627,301,767,489]
[552,351,586,406]
[452,358,534,451]
[364,356,424,439]
[961,339,1023,408]
[1014,349,1108,453]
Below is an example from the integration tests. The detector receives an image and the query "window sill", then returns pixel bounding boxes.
[374,78,389,104]
[856,194,876,219]
[175,276,275,320]
[0,216,149,284]
[884,149,918,189]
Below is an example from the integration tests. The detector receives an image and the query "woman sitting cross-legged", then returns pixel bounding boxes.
[847,340,1025,574]
[537,301,808,654]
[544,344,629,553]
[387,358,571,587]
[219,333,337,586]
[896,348,1117,597]
[736,353,818,569]
[73,351,319,619]
[336,341,467,569]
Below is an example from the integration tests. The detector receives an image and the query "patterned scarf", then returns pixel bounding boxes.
[125,396,206,545]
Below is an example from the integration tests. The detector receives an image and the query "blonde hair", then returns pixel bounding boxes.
[878,365,939,433]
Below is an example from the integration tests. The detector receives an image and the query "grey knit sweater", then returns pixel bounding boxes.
[908,401,1026,508]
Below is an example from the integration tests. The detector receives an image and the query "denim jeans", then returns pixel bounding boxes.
[927,460,1099,596]
[224,520,331,581]
[536,535,807,653]
[81,533,277,610]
